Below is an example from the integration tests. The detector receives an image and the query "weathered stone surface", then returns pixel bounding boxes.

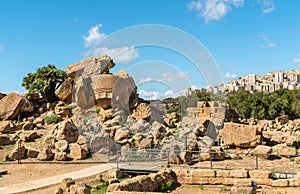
[8,142,26,160]
[273,144,297,156]
[249,170,270,179]
[139,137,152,149]
[231,186,256,194]
[114,129,130,141]
[210,146,225,160]
[69,183,90,194]
[74,77,95,109]
[54,104,69,118]
[0,121,13,133]
[220,123,261,148]
[272,179,289,187]
[233,179,253,187]
[262,131,300,146]
[55,140,69,152]
[55,78,73,101]
[192,169,215,178]
[132,103,151,121]
[180,151,193,165]
[0,134,15,146]
[69,143,87,160]
[94,74,118,109]
[252,145,272,158]
[22,121,36,131]
[216,170,230,178]
[275,115,289,125]
[230,170,248,178]
[55,152,68,161]
[183,177,209,185]
[27,148,39,158]
[20,131,39,142]
[60,177,75,191]
[53,120,79,143]
[20,98,34,113]
[0,92,24,120]
[37,148,54,161]
[66,55,115,80]
[170,155,184,165]
[76,135,87,145]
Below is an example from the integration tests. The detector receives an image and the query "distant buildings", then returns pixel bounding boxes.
[204,68,300,94]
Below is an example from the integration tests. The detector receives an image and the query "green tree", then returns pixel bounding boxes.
[22,64,67,102]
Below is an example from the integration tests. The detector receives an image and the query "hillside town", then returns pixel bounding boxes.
[204,68,300,94]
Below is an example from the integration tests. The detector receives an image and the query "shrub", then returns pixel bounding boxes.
[44,114,60,124]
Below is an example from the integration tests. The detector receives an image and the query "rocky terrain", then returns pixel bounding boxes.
[1,55,300,194]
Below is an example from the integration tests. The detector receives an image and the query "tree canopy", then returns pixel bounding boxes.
[22,64,67,102]
[227,89,300,120]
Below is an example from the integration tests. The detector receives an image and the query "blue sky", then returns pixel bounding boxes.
[0,0,299,99]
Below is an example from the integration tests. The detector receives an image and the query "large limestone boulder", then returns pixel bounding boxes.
[0,121,13,133]
[37,148,54,161]
[73,77,95,109]
[0,134,15,146]
[252,145,272,158]
[111,70,139,124]
[20,131,40,142]
[272,144,297,156]
[53,120,79,143]
[55,77,73,101]
[220,123,261,148]
[66,55,115,80]
[0,92,24,120]
[69,143,87,160]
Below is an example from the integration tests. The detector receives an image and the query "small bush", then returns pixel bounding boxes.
[158,180,177,192]
[95,107,101,113]
[66,103,77,111]
[90,181,108,194]
[44,114,60,124]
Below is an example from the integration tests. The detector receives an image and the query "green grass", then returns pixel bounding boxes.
[66,103,77,111]
[44,114,60,124]
[89,181,108,194]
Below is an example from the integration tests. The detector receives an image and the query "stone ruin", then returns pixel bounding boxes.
[182,101,225,149]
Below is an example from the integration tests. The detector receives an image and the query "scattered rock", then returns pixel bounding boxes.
[275,115,289,125]
[20,131,40,142]
[37,148,54,161]
[27,148,39,158]
[0,134,15,146]
[53,120,79,143]
[0,92,24,120]
[220,123,261,148]
[8,141,26,160]
[69,143,87,160]
[252,145,272,158]
[0,121,14,133]
[55,78,73,101]
[55,140,69,152]
[54,152,68,161]
[22,121,36,131]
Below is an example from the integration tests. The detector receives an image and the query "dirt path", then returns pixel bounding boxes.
[0,163,115,194]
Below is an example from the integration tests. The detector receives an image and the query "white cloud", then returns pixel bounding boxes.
[83,24,107,48]
[139,89,178,100]
[224,72,237,78]
[259,0,274,14]
[188,0,245,23]
[93,46,138,64]
[257,34,276,48]
[139,90,164,100]
[158,71,191,83]
[188,0,274,23]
